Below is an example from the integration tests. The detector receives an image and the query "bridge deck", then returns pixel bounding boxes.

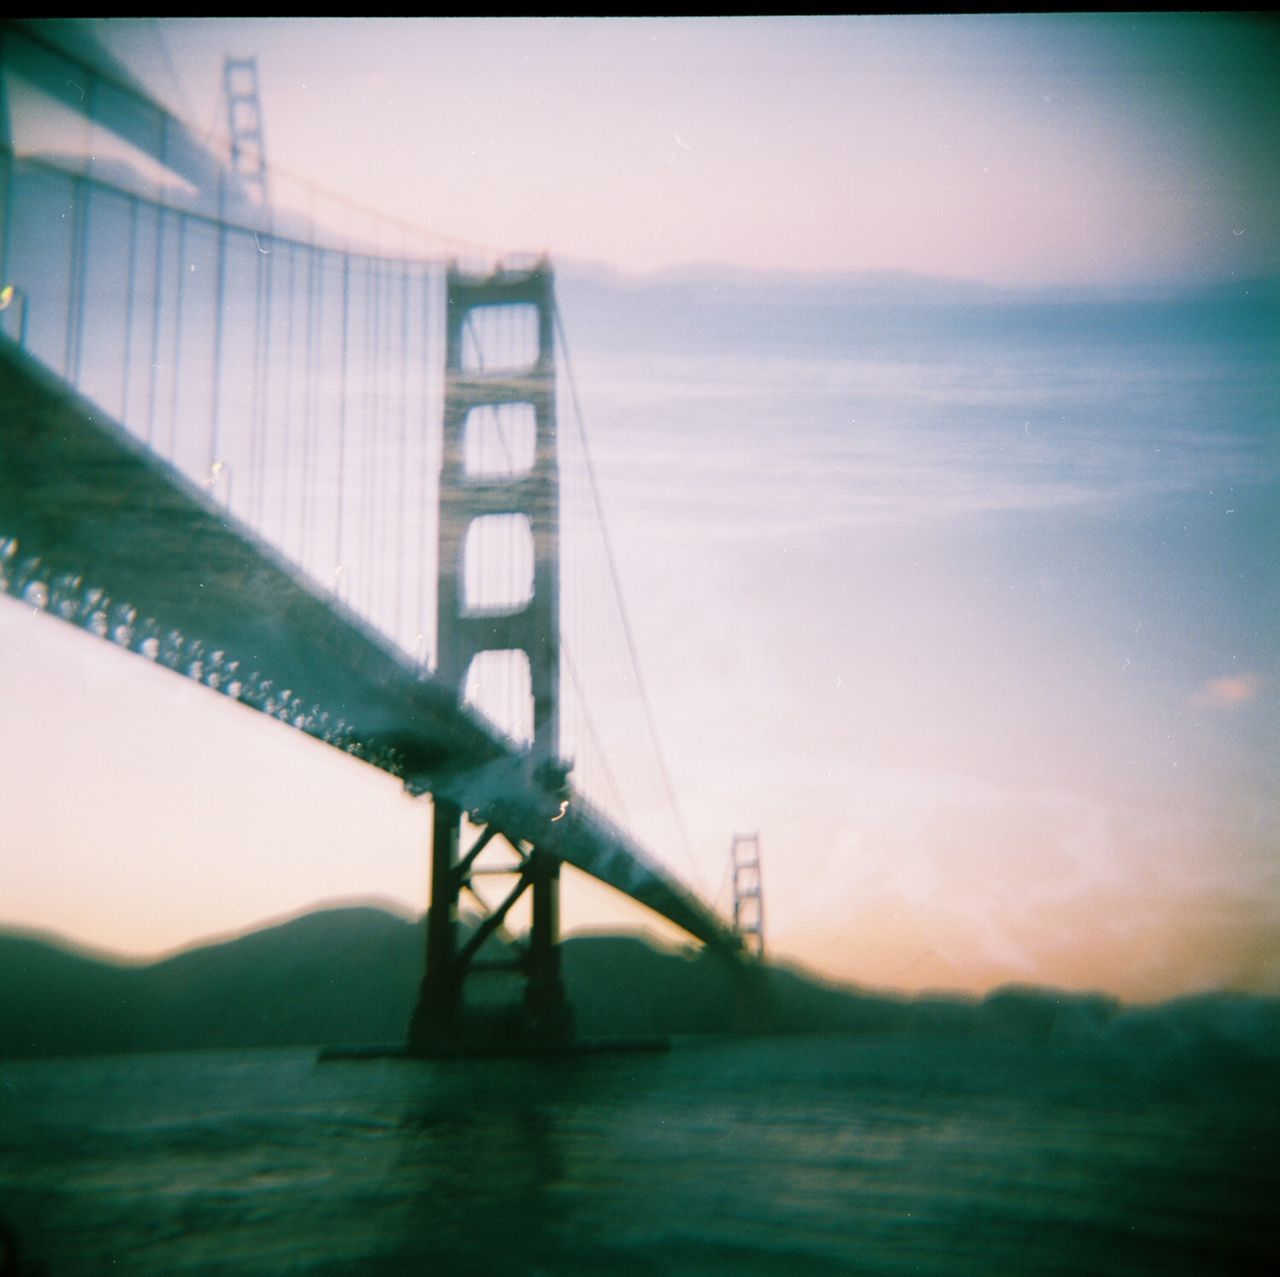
[0,339,743,960]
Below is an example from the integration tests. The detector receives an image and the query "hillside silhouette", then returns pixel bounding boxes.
[2,905,1278,1074]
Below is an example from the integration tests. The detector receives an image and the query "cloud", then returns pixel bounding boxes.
[1191,673,1263,710]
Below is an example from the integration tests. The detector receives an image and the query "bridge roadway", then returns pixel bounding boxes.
[0,339,745,960]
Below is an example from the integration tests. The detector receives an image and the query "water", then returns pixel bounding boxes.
[2,1036,1275,1275]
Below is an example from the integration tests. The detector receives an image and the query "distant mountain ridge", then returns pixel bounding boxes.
[559,258,1280,309]
[552,261,1280,366]
[3,905,1279,1071]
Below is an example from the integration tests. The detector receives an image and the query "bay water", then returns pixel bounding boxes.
[2,1033,1275,1275]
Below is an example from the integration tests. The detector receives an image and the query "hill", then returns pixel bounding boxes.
[2,906,1279,1073]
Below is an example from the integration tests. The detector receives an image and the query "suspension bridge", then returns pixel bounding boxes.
[0,22,764,1053]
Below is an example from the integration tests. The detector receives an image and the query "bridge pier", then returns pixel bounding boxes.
[406,805,574,1057]
[522,851,573,1040]
[406,798,465,1052]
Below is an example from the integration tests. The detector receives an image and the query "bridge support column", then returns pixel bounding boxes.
[407,798,463,1051]
[408,260,573,1056]
[523,851,571,1039]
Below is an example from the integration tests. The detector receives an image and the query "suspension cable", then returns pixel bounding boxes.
[552,300,703,890]
[561,640,629,818]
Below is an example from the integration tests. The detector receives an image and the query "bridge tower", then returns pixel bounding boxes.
[729,833,770,1032]
[408,260,572,1055]
[222,57,269,212]
[731,833,765,959]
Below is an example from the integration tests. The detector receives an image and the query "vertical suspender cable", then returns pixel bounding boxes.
[375,257,385,621]
[168,215,187,460]
[302,244,319,573]
[396,260,410,647]
[335,251,350,593]
[151,114,173,450]
[249,229,265,526]
[209,179,228,489]
[64,174,87,386]
[361,256,373,618]
[366,255,380,621]
[145,204,165,448]
[282,239,296,554]
[418,265,432,666]
[120,194,139,425]
[66,74,97,390]
[375,256,388,625]
[0,30,13,295]
[261,229,276,537]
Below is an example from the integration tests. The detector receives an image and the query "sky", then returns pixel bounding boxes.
[1,16,1277,1002]
[25,14,1279,286]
